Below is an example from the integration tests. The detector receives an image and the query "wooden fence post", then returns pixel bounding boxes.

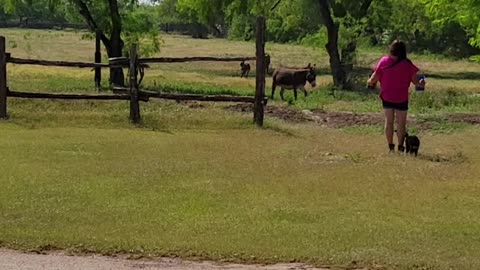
[254,16,266,127]
[129,44,140,123]
[94,31,101,90]
[0,36,7,119]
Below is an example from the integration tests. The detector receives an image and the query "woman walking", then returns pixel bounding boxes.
[367,40,426,153]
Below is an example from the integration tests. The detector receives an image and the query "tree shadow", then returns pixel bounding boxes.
[423,72,480,80]
[415,151,467,163]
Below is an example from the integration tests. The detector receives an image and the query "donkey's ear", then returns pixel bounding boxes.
[307,63,311,68]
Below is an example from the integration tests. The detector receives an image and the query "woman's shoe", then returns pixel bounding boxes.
[389,144,395,153]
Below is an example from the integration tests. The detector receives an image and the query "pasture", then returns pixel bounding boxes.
[1,28,480,270]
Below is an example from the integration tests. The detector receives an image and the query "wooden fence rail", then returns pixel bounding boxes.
[6,56,256,68]
[140,56,256,64]
[113,87,264,103]
[7,57,109,68]
[7,90,149,102]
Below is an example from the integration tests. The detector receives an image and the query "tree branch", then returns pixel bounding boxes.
[108,0,122,39]
[108,0,123,55]
[359,0,373,17]
[271,0,282,11]
[71,0,111,52]
[317,0,338,42]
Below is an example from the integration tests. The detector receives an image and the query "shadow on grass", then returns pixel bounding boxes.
[143,84,249,97]
[416,151,467,163]
[424,72,480,80]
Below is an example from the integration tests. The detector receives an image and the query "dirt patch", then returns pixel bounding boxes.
[226,104,479,130]
[227,103,386,128]
[446,113,480,125]
[0,249,328,270]
[176,100,206,109]
[228,103,312,123]
[308,109,385,129]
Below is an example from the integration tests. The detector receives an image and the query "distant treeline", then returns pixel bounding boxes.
[0,18,86,30]
[2,0,480,58]
[0,18,211,39]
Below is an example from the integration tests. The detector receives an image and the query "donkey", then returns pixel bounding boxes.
[271,64,317,100]
[240,60,251,78]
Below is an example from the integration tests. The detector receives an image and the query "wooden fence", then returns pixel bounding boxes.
[0,17,267,126]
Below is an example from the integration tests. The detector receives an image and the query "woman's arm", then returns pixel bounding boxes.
[367,72,380,87]
[411,73,426,88]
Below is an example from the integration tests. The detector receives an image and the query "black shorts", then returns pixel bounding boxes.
[382,100,408,111]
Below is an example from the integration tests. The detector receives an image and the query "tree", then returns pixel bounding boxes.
[424,0,480,48]
[1,0,160,86]
[67,0,127,86]
[175,0,286,39]
[261,0,322,43]
[317,0,373,89]
[0,0,67,21]
[364,0,476,58]
[176,0,229,37]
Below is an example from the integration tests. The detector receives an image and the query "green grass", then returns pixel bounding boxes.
[1,122,480,270]
[4,27,479,118]
[1,28,480,270]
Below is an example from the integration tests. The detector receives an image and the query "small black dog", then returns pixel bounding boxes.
[405,132,421,156]
[240,60,251,78]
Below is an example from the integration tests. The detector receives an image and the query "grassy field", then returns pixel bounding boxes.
[1,28,480,269]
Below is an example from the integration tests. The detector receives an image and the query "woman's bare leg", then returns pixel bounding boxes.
[395,110,408,151]
[384,108,395,150]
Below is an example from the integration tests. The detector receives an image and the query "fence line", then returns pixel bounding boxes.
[140,56,256,64]
[7,57,109,68]
[113,87,262,103]
[7,90,149,102]
[6,56,256,68]
[0,17,267,126]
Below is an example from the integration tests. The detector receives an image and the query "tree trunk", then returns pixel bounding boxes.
[107,0,124,86]
[339,41,357,89]
[106,39,125,86]
[318,0,347,88]
[72,0,125,86]
[318,0,372,90]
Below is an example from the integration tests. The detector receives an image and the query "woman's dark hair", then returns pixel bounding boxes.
[385,40,412,69]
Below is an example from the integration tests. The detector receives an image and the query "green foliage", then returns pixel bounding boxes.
[365,0,478,57]
[157,0,184,24]
[122,6,161,57]
[176,0,229,36]
[163,0,480,58]
[263,0,322,43]
[410,89,480,113]
[4,0,480,60]
[227,13,253,40]
[423,0,480,49]
[172,0,321,41]
[299,28,328,47]
[2,0,161,58]
[0,0,67,21]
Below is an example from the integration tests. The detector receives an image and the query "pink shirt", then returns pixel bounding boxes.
[374,56,419,103]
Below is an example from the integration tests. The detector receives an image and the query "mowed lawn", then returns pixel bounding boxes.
[1,29,480,269]
[1,121,480,270]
